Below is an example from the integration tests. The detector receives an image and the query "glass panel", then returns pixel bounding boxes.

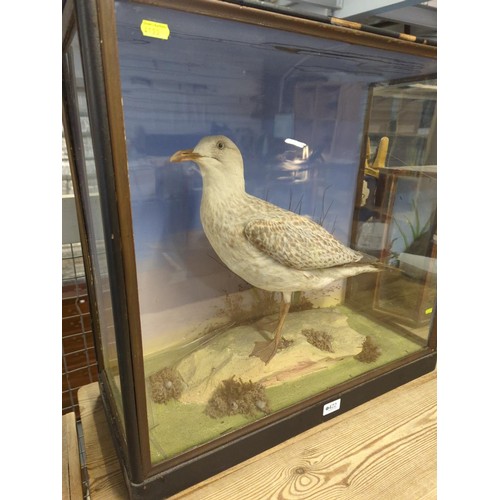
[65,31,124,426]
[114,2,437,464]
[354,78,437,332]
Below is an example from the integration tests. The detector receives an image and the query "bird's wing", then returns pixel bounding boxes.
[244,214,362,270]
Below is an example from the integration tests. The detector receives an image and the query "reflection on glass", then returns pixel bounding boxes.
[366,79,437,168]
[356,78,437,331]
[113,2,437,463]
[66,32,124,424]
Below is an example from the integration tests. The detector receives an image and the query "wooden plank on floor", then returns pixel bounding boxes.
[78,384,128,499]
[173,370,437,499]
[62,412,83,500]
[79,371,436,499]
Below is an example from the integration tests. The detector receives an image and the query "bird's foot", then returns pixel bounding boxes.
[254,316,278,334]
[250,337,292,365]
[251,340,279,365]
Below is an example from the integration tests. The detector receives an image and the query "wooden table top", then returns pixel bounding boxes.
[77,370,436,499]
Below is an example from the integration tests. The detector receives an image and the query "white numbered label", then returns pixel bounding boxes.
[323,398,341,416]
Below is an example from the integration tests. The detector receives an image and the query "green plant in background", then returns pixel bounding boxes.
[392,199,433,256]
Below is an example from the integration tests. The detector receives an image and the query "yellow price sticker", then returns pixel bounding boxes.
[425,307,433,315]
[141,20,170,40]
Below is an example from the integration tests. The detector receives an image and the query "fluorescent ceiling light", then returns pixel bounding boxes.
[284,138,307,149]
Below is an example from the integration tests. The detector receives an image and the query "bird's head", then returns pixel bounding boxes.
[170,135,245,189]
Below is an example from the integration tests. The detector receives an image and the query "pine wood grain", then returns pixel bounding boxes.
[62,412,83,500]
[173,370,436,500]
[78,384,129,499]
[77,371,436,499]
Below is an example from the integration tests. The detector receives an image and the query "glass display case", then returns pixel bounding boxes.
[62,1,437,498]
[351,77,437,328]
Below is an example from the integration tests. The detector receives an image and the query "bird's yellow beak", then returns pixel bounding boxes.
[170,149,202,163]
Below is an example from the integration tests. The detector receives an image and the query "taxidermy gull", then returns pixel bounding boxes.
[171,135,379,364]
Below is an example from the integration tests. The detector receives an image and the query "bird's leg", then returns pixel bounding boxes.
[251,293,291,364]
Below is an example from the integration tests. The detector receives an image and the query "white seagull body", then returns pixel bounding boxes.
[171,135,378,363]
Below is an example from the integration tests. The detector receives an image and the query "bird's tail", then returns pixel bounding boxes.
[356,251,378,264]
[355,250,400,273]
[327,261,380,281]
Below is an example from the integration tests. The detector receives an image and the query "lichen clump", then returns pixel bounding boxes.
[149,367,185,404]
[354,336,381,363]
[289,292,314,313]
[217,290,279,326]
[216,290,313,328]
[205,376,270,419]
[302,328,334,352]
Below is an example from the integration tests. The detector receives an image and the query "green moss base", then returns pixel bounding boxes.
[146,306,424,464]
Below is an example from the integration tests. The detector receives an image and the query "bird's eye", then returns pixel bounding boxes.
[216,141,224,150]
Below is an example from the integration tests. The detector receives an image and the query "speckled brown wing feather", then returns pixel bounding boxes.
[244,215,363,270]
